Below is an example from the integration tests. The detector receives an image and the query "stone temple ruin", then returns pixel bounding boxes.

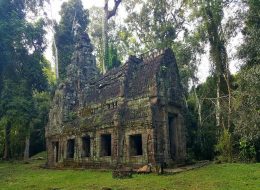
[46,31,187,169]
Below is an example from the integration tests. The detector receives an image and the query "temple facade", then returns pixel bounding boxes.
[46,32,187,168]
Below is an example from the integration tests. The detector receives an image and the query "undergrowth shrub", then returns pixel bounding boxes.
[215,129,233,162]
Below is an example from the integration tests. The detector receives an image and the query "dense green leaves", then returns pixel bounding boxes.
[107,44,121,70]
[89,6,122,73]
[187,77,218,160]
[232,65,260,161]
[239,0,260,67]
[231,0,260,161]
[54,0,89,80]
[0,0,259,162]
[30,92,51,156]
[0,0,51,159]
[123,0,185,52]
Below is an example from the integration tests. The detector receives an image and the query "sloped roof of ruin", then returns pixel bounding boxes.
[84,49,175,104]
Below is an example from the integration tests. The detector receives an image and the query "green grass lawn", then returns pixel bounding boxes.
[0,159,259,190]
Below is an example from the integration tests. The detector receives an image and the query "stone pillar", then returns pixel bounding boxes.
[46,138,53,166]
[162,108,172,164]
[112,128,118,165]
[76,136,81,162]
[175,114,186,161]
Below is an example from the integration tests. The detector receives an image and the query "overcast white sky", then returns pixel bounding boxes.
[44,0,242,83]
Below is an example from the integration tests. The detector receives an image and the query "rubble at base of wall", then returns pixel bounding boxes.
[112,169,133,179]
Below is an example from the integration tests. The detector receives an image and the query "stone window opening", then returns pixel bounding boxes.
[82,136,91,157]
[67,139,75,159]
[100,134,111,156]
[106,102,118,110]
[91,108,98,115]
[112,101,118,109]
[129,134,143,156]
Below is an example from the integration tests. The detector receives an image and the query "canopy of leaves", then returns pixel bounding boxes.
[233,63,260,153]
[0,0,50,159]
[239,0,260,67]
[123,0,185,53]
[54,0,89,80]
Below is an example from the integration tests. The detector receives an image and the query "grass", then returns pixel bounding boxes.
[0,157,259,190]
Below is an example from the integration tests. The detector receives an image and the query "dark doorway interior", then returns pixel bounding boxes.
[82,136,91,157]
[100,134,111,156]
[168,114,177,159]
[129,134,143,156]
[67,139,75,159]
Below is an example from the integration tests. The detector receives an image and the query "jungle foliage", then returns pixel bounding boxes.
[0,0,54,159]
[0,0,259,162]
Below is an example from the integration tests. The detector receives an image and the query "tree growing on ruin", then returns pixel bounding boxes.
[54,0,89,80]
[102,0,122,74]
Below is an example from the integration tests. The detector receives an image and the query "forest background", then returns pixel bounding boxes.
[0,0,259,163]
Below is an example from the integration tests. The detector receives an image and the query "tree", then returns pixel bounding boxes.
[233,65,260,161]
[0,0,48,160]
[238,0,260,67]
[89,7,104,71]
[30,91,51,156]
[89,5,122,73]
[183,0,245,161]
[234,0,260,161]
[187,77,218,160]
[54,0,89,80]
[123,0,185,53]
[183,0,236,161]
[102,0,122,74]
[116,0,199,93]
[191,0,230,130]
[107,44,121,70]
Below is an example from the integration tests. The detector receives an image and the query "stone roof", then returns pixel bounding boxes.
[83,49,173,104]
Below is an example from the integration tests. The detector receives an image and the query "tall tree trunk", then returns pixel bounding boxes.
[102,0,122,74]
[216,77,221,128]
[194,88,202,127]
[102,0,109,74]
[3,121,11,160]
[204,3,228,130]
[23,133,30,161]
[224,69,231,131]
[49,1,59,79]
[53,39,59,80]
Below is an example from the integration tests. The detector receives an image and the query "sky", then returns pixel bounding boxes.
[44,0,242,83]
